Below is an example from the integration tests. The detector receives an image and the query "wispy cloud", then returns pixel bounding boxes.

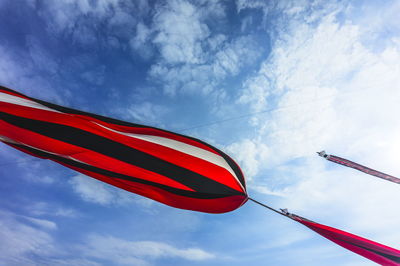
[27,201,80,218]
[0,208,213,266]
[81,234,216,266]
[232,0,400,251]
[69,174,141,206]
[152,0,212,65]
[0,210,56,265]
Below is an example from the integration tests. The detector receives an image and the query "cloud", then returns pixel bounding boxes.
[0,210,56,265]
[81,234,215,266]
[227,138,270,180]
[26,36,59,75]
[80,65,106,86]
[0,209,213,266]
[237,71,272,112]
[38,0,146,47]
[149,35,261,96]
[40,0,122,30]
[130,22,154,59]
[126,101,169,125]
[0,41,62,103]
[249,184,288,197]
[152,0,211,64]
[27,202,80,218]
[69,174,139,206]
[236,0,400,165]
[24,216,58,230]
[231,0,400,250]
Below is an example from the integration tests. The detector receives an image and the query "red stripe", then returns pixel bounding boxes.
[3,141,246,213]
[1,90,219,154]
[0,89,32,100]
[59,164,248,213]
[78,116,220,155]
[0,119,195,191]
[0,102,244,192]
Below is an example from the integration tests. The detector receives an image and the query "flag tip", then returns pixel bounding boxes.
[317,150,330,158]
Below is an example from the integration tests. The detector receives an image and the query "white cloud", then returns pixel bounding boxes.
[0,209,211,266]
[24,216,58,230]
[146,0,265,97]
[232,0,400,251]
[41,0,121,29]
[238,72,272,111]
[80,65,106,86]
[28,202,80,218]
[81,234,215,265]
[23,171,56,184]
[38,0,146,47]
[152,0,211,64]
[213,36,261,77]
[130,22,154,59]
[126,101,169,125]
[249,185,288,197]
[40,258,102,266]
[0,42,62,102]
[69,174,149,206]
[26,36,58,75]
[70,174,124,205]
[0,210,56,265]
[237,0,400,165]
[227,139,270,180]
[149,35,261,96]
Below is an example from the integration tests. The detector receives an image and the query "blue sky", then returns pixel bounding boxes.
[0,0,400,265]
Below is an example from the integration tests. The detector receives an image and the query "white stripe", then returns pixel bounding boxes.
[0,92,61,113]
[94,122,245,191]
[0,135,19,144]
[3,139,87,164]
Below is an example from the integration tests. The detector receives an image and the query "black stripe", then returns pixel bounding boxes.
[1,85,246,189]
[341,239,400,263]
[5,142,233,200]
[34,97,246,188]
[0,85,27,97]
[214,149,245,188]
[0,111,243,196]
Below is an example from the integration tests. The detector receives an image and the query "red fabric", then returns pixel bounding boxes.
[328,155,400,184]
[292,215,400,265]
[0,102,243,191]
[0,86,247,213]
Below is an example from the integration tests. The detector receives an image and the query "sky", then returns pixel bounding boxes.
[0,0,399,265]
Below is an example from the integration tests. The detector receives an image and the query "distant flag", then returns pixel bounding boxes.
[318,151,400,184]
[0,86,247,213]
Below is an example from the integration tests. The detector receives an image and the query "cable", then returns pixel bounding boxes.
[248,197,288,217]
[176,92,336,132]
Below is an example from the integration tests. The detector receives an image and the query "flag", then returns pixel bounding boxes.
[318,151,400,184]
[0,86,247,213]
[291,213,400,265]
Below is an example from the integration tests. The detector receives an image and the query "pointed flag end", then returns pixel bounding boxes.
[280,208,290,215]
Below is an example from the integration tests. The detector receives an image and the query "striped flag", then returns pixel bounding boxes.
[318,151,400,184]
[290,213,400,265]
[0,86,247,213]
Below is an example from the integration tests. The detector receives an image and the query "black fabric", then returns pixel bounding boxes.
[4,142,237,200]
[1,111,243,196]
[0,85,246,189]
